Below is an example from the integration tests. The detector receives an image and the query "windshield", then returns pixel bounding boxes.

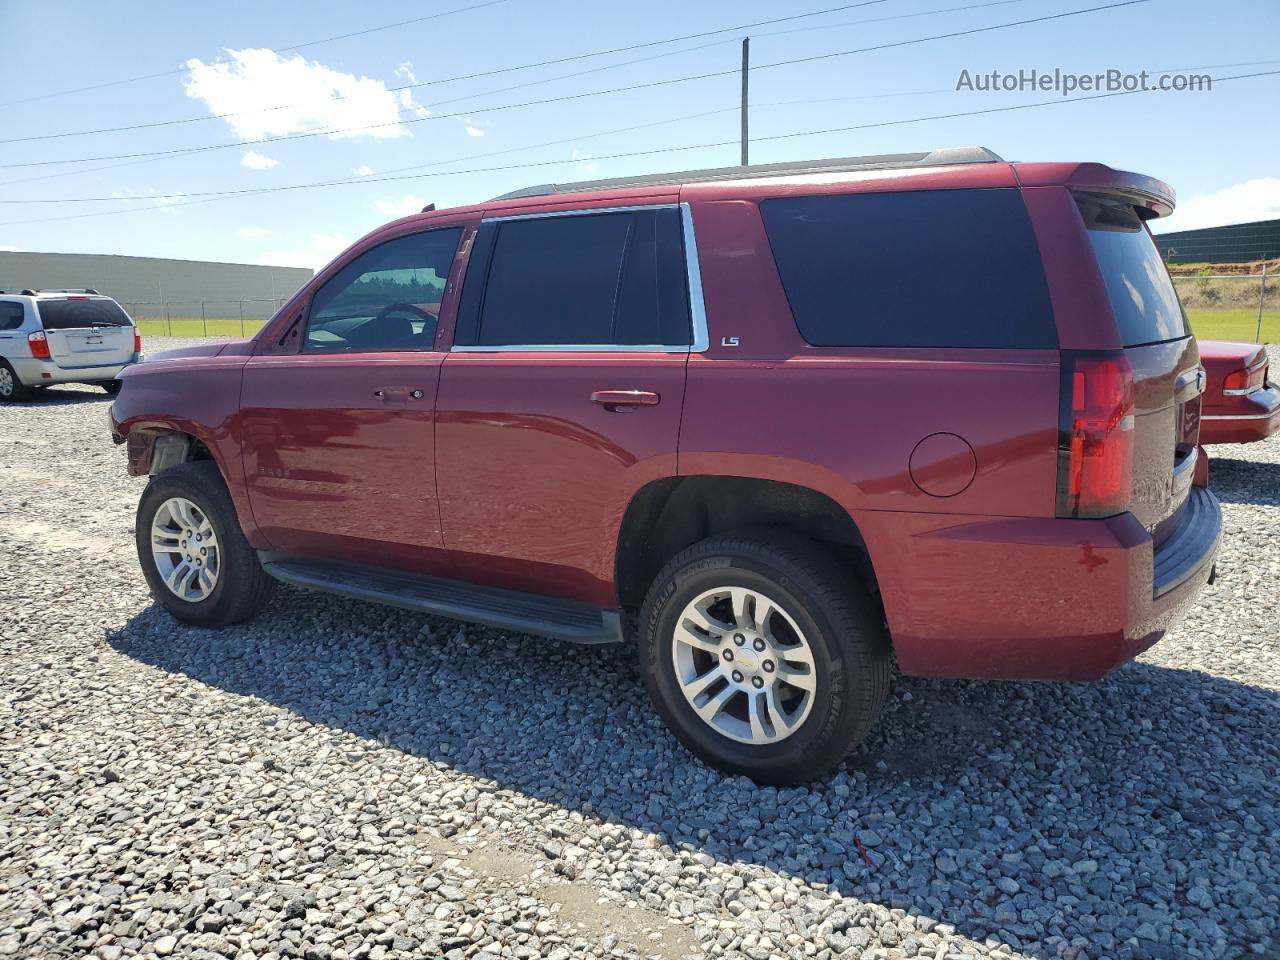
[1077,195,1188,347]
[37,298,132,330]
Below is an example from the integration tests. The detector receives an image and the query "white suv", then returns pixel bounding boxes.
[0,289,141,401]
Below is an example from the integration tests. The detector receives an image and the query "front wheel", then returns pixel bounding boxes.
[638,532,890,785]
[101,379,122,394]
[136,460,275,627]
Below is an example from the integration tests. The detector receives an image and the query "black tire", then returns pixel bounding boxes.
[101,379,122,394]
[0,360,31,402]
[638,531,890,785]
[135,460,276,627]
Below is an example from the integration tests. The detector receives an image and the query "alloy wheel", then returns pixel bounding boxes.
[671,585,818,744]
[150,496,220,602]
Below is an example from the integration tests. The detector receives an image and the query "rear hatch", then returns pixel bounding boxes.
[1061,193,1203,541]
[37,297,136,369]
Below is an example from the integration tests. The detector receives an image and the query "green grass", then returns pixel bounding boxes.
[137,310,1277,344]
[136,317,267,338]
[1185,309,1278,343]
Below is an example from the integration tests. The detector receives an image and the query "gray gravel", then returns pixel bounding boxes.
[2,338,1277,960]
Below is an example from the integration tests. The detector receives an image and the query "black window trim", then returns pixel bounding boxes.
[300,224,464,355]
[451,202,708,353]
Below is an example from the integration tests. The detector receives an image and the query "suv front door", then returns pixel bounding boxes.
[241,224,468,569]
[435,204,700,607]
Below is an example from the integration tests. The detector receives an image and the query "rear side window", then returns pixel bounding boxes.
[456,208,691,347]
[1076,196,1188,347]
[0,302,23,330]
[760,189,1057,348]
[37,298,132,330]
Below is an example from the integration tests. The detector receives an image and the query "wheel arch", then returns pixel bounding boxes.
[614,475,879,613]
[123,422,217,478]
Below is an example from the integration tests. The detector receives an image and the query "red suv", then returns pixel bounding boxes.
[110,147,1221,784]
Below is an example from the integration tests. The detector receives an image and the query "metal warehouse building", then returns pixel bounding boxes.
[0,251,313,335]
[1154,218,1280,265]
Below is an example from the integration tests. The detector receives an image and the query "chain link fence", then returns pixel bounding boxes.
[120,275,1280,344]
[119,298,286,338]
[1169,267,1277,343]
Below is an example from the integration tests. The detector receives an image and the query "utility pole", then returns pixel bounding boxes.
[740,37,750,166]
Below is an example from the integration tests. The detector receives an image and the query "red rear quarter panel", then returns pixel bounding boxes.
[678,184,1091,678]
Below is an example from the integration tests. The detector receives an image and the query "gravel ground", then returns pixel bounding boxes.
[1,338,1277,960]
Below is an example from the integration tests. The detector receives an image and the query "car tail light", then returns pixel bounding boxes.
[1057,351,1134,518]
[133,331,142,354]
[1223,362,1267,395]
[28,330,50,359]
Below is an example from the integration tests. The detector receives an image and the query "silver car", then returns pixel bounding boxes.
[0,289,140,401]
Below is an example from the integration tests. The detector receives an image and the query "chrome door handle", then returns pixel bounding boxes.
[591,389,660,411]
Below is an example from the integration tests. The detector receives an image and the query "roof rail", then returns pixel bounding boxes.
[39,287,100,295]
[490,147,1003,201]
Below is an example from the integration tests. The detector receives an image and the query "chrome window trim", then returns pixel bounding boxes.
[1202,412,1279,421]
[680,202,710,353]
[451,202,709,354]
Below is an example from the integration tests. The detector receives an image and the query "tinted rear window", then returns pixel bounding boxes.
[760,188,1057,348]
[1077,196,1188,347]
[37,298,132,330]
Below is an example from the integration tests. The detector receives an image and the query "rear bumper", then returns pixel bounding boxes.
[10,356,133,385]
[864,488,1222,682]
[1200,385,1280,444]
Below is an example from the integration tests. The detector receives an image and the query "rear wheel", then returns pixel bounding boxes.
[0,361,30,402]
[136,460,275,626]
[638,532,890,785]
[101,379,122,394]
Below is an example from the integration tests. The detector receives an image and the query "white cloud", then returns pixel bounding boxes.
[112,187,184,216]
[395,61,418,84]
[571,148,599,174]
[1157,177,1280,233]
[465,125,485,137]
[352,164,374,177]
[398,88,430,120]
[238,226,270,238]
[257,233,350,270]
[374,194,427,217]
[240,150,279,170]
[184,48,428,141]
[0,245,21,252]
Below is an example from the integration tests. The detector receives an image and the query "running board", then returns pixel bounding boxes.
[260,557,625,645]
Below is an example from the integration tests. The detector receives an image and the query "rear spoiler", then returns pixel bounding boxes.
[1014,162,1175,219]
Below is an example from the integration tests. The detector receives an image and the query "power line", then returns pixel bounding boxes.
[3,65,1274,228]
[0,0,893,146]
[4,91,947,205]
[0,2,995,191]
[0,0,1149,170]
[0,0,512,109]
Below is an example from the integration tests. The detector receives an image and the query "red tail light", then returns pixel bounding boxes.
[1057,351,1134,518]
[28,330,50,360]
[133,331,142,355]
[1223,362,1266,395]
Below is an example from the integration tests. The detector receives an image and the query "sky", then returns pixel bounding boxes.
[0,0,1276,270]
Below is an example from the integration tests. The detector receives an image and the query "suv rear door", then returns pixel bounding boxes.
[36,296,135,369]
[435,203,695,606]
